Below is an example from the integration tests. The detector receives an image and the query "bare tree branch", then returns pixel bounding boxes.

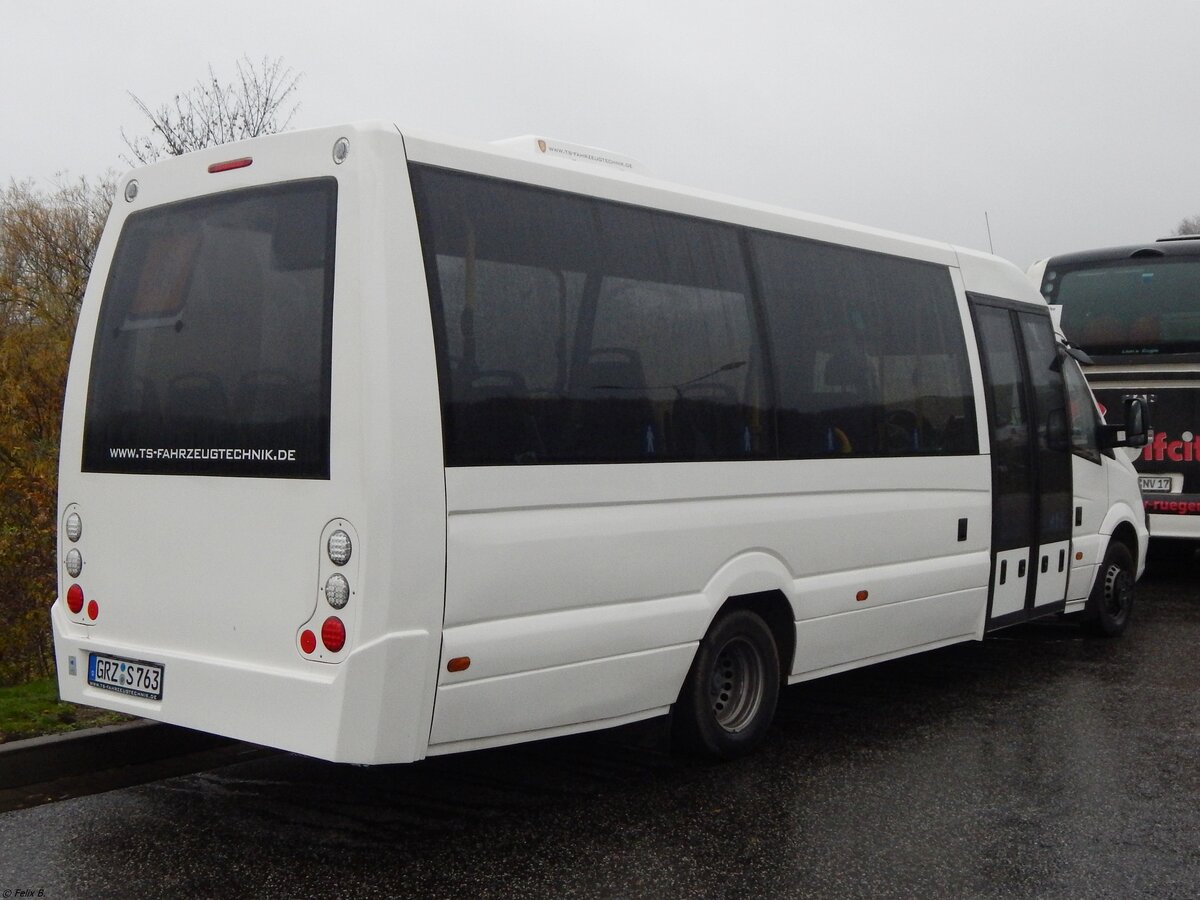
[121,55,301,165]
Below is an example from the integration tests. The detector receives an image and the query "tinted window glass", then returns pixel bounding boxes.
[411,165,769,464]
[1062,357,1101,463]
[973,305,1033,551]
[1047,259,1200,355]
[750,233,976,458]
[82,179,336,478]
[1019,313,1073,542]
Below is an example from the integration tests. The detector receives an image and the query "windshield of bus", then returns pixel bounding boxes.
[1045,258,1200,356]
[82,178,337,478]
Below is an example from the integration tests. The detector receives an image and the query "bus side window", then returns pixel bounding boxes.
[749,232,977,459]
[584,201,765,462]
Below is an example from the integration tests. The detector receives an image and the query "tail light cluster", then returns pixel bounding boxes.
[61,504,98,624]
[297,519,360,662]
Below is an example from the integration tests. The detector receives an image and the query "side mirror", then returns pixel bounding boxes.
[1099,397,1150,449]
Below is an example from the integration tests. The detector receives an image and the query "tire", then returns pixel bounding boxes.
[1083,541,1135,637]
[671,608,781,759]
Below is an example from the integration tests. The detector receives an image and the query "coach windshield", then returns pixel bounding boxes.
[1048,258,1200,357]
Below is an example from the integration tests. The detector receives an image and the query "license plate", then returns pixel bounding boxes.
[1139,476,1173,493]
[88,652,164,701]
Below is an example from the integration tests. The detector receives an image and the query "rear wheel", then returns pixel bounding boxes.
[1083,541,1135,637]
[671,608,780,759]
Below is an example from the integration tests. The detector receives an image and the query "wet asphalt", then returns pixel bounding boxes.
[2,555,1198,899]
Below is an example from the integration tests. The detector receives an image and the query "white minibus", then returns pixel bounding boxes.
[53,124,1149,763]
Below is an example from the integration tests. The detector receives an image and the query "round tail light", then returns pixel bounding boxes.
[321,616,346,653]
[66,584,84,614]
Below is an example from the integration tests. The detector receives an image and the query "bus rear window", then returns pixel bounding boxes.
[82,178,337,479]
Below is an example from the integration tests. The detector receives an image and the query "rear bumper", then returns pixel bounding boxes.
[51,602,434,764]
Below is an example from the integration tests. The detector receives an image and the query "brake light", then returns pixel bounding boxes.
[321,617,346,652]
[67,584,84,614]
[207,157,253,174]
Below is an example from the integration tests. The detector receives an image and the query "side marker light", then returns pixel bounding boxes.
[856,590,869,602]
[447,657,471,673]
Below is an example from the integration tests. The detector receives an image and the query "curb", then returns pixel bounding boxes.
[0,720,233,790]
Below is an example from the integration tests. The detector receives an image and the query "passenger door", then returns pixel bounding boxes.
[971,300,1073,628]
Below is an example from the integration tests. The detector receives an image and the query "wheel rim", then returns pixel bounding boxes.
[709,635,766,733]
[1102,561,1133,622]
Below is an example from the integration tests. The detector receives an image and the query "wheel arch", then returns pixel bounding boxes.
[698,551,798,677]
[1109,519,1141,571]
[1100,500,1149,578]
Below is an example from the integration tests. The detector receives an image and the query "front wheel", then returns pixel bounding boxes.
[1083,541,1135,637]
[671,608,780,759]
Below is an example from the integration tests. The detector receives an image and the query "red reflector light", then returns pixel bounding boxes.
[855,590,869,602]
[300,630,317,654]
[86,600,99,620]
[207,157,253,174]
[321,616,346,653]
[66,584,84,614]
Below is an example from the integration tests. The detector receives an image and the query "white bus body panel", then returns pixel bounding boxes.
[428,457,991,751]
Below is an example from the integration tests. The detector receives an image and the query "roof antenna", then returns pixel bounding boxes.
[984,211,995,255]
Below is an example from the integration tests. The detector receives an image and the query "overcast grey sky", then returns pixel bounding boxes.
[6,0,1200,268]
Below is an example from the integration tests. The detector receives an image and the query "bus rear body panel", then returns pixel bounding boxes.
[54,124,448,763]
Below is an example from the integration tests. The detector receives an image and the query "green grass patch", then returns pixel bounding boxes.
[0,677,133,743]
